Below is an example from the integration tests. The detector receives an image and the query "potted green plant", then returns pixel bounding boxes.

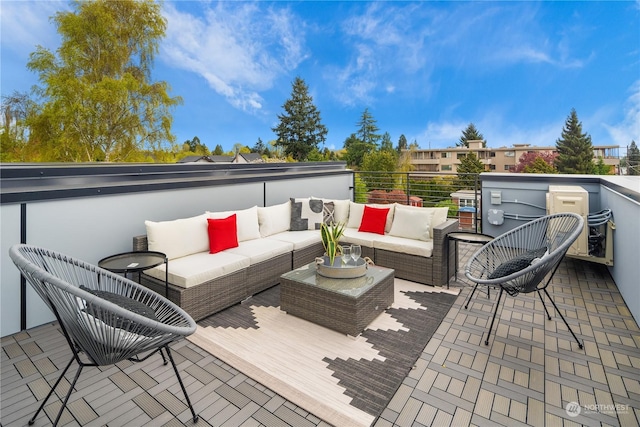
[320,222,345,266]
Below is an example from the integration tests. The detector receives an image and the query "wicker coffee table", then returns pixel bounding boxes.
[280,262,395,336]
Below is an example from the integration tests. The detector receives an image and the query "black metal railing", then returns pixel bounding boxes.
[352,171,482,233]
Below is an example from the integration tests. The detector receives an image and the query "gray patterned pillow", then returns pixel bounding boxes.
[323,201,335,225]
[488,247,548,279]
[290,198,329,231]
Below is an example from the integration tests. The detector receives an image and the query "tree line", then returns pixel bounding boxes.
[1,0,636,175]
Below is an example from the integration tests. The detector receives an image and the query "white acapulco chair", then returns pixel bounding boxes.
[9,244,199,426]
[464,213,585,348]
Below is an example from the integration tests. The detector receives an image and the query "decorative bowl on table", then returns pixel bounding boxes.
[315,256,368,279]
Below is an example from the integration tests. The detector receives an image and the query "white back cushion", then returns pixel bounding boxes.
[258,201,291,237]
[208,206,260,242]
[389,204,435,241]
[145,213,209,260]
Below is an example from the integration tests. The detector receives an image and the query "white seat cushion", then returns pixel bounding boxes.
[265,230,320,250]
[341,229,379,247]
[145,252,250,289]
[373,235,434,258]
[225,238,293,264]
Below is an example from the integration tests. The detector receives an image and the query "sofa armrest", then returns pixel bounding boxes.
[431,219,459,286]
[433,219,459,245]
[133,235,148,252]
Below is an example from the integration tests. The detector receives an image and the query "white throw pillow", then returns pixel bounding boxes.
[257,201,291,237]
[347,202,395,233]
[145,213,209,260]
[312,197,350,224]
[389,205,435,241]
[208,206,260,242]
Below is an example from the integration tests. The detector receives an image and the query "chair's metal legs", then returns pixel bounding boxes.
[537,290,553,320]
[28,357,75,425]
[464,284,480,309]
[542,288,583,349]
[165,346,199,423]
[464,284,492,309]
[485,287,504,345]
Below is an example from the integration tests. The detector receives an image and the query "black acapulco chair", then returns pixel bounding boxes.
[9,244,199,426]
[464,212,585,348]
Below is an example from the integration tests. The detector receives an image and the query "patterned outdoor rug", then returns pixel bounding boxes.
[188,279,459,427]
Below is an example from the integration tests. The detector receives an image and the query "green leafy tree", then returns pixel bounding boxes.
[342,133,370,168]
[183,136,209,155]
[523,156,557,174]
[456,152,484,189]
[458,123,486,147]
[554,109,595,174]
[0,91,34,161]
[272,77,328,161]
[627,140,640,175]
[26,0,182,162]
[361,150,398,191]
[515,151,557,173]
[396,134,408,153]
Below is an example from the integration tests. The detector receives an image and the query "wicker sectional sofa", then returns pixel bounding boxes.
[133,199,458,321]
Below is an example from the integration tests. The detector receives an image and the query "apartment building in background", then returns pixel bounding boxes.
[409,140,620,173]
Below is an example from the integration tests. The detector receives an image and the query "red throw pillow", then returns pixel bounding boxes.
[358,205,390,235]
[207,214,239,254]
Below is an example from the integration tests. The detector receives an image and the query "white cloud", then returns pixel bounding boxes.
[330,2,595,106]
[603,80,640,147]
[0,1,67,56]
[161,2,307,112]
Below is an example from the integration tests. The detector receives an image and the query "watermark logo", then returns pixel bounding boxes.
[565,401,629,417]
[566,401,581,417]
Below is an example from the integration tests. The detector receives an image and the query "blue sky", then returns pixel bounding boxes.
[2,1,639,155]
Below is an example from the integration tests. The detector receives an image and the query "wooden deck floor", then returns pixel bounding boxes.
[2,243,639,426]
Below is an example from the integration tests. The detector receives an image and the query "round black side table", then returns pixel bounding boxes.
[99,251,168,297]
[447,232,494,287]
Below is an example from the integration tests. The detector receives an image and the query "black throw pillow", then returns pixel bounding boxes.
[80,286,157,329]
[488,247,548,279]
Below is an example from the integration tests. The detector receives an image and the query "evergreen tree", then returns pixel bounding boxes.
[380,132,394,153]
[342,133,371,167]
[26,0,181,162]
[458,123,486,147]
[396,134,408,153]
[272,77,328,161]
[628,140,640,175]
[555,109,595,174]
[356,108,381,147]
[456,152,484,188]
[252,137,266,154]
[212,144,224,155]
[593,157,613,175]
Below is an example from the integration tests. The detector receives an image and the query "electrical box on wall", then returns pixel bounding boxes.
[546,185,589,257]
[490,191,502,205]
[488,209,504,225]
